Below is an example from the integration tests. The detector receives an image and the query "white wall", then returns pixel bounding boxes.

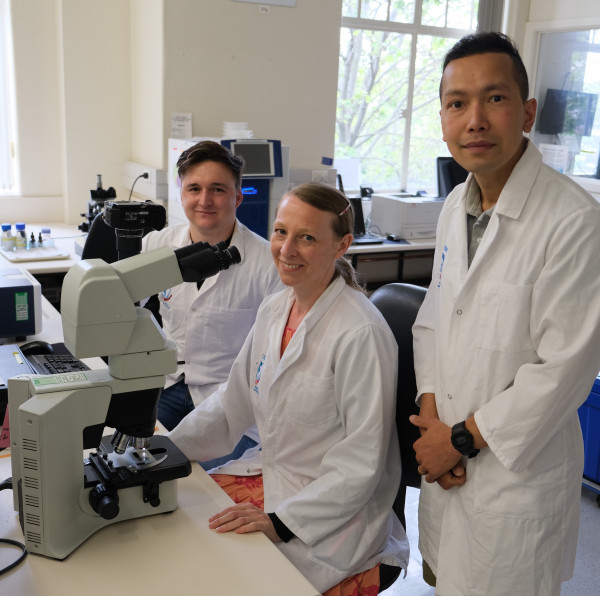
[5,0,597,225]
[160,0,342,169]
[529,0,600,22]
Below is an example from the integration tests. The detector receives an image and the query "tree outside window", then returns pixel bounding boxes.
[336,0,479,194]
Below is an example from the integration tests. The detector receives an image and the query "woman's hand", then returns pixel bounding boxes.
[208,503,282,543]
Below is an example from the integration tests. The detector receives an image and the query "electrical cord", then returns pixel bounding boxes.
[128,172,149,201]
[0,539,27,575]
[0,477,28,574]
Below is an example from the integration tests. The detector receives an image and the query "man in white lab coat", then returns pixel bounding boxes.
[142,141,282,468]
[410,32,600,595]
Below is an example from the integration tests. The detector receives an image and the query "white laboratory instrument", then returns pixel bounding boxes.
[8,240,240,559]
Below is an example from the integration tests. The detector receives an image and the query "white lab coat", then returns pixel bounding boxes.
[141,220,283,415]
[413,141,600,595]
[169,276,410,593]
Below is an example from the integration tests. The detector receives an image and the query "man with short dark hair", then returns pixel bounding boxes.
[410,32,600,594]
[143,141,282,469]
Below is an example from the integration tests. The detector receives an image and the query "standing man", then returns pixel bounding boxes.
[410,32,600,595]
[143,141,282,469]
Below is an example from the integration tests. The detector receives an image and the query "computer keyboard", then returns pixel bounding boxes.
[26,353,90,375]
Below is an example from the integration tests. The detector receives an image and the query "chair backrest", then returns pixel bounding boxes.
[370,282,427,491]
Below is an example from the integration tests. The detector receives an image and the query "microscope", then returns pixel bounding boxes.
[8,227,241,559]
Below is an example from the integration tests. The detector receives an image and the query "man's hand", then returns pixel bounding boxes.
[435,465,467,490]
[410,414,463,482]
[208,503,281,543]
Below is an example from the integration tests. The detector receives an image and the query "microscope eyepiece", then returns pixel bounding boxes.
[175,242,242,283]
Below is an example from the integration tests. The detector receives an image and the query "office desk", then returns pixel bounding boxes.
[346,238,436,287]
[0,298,319,596]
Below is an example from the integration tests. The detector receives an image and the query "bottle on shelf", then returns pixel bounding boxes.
[1,223,14,251]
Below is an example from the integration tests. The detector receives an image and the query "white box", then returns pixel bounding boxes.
[370,193,444,239]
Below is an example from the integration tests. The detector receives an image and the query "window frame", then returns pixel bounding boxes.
[0,0,18,195]
[338,1,479,193]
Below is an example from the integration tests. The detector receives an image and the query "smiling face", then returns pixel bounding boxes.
[440,52,537,194]
[180,160,243,244]
[271,193,352,304]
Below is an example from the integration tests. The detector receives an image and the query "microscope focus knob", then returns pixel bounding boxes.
[89,484,120,520]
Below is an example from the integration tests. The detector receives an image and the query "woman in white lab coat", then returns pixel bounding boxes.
[169,182,409,594]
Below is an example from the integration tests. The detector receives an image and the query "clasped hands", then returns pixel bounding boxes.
[410,414,467,490]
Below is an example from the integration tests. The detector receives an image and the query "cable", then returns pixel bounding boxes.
[0,539,27,575]
[128,172,149,201]
[0,477,28,574]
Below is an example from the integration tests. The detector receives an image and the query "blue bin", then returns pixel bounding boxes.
[578,375,600,484]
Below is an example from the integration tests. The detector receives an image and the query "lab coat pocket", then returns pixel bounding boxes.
[286,372,338,427]
[478,282,534,353]
[471,452,559,520]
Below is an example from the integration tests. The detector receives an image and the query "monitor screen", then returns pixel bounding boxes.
[437,157,469,198]
[537,88,598,137]
[225,140,284,178]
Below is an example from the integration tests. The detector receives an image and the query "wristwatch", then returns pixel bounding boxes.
[451,421,480,458]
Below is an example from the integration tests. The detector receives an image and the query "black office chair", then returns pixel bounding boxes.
[370,282,427,592]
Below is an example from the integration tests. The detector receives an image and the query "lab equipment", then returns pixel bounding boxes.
[1,223,14,251]
[370,194,445,240]
[0,268,42,338]
[8,239,241,559]
[14,223,27,250]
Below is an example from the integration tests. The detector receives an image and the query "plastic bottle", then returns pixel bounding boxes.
[41,227,52,246]
[14,222,27,250]
[1,223,14,251]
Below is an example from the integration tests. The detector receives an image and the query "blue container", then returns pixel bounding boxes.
[578,375,600,484]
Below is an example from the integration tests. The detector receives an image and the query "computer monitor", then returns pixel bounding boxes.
[221,139,283,178]
[537,88,598,137]
[437,157,469,198]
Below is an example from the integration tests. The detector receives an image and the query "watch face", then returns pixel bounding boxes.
[452,423,475,455]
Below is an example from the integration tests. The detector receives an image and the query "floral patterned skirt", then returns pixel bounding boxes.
[211,473,380,596]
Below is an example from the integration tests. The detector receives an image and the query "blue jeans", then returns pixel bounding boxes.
[158,379,258,471]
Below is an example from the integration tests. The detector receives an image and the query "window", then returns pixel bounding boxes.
[0,0,17,194]
[336,0,479,194]
[530,28,600,180]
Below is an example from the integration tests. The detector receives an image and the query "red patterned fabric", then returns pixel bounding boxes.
[211,474,380,595]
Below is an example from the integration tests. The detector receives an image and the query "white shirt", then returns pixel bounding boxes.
[413,141,600,595]
[141,220,283,411]
[169,276,410,593]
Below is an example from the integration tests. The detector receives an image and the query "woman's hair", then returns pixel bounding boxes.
[281,182,364,292]
[177,140,245,189]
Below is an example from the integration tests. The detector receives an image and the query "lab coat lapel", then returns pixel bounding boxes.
[462,141,541,283]
[270,277,346,382]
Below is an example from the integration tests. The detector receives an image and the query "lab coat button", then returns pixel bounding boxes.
[447,393,453,399]
[456,309,462,315]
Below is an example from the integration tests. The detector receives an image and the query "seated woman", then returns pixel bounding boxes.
[168,182,409,594]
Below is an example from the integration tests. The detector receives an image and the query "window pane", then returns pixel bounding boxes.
[342,0,360,18]
[336,28,412,190]
[531,28,600,179]
[447,0,478,30]
[360,0,389,21]
[407,35,456,194]
[389,0,416,24]
[421,0,449,27]
[422,0,478,29]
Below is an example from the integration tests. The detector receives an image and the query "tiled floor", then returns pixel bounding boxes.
[381,485,600,595]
